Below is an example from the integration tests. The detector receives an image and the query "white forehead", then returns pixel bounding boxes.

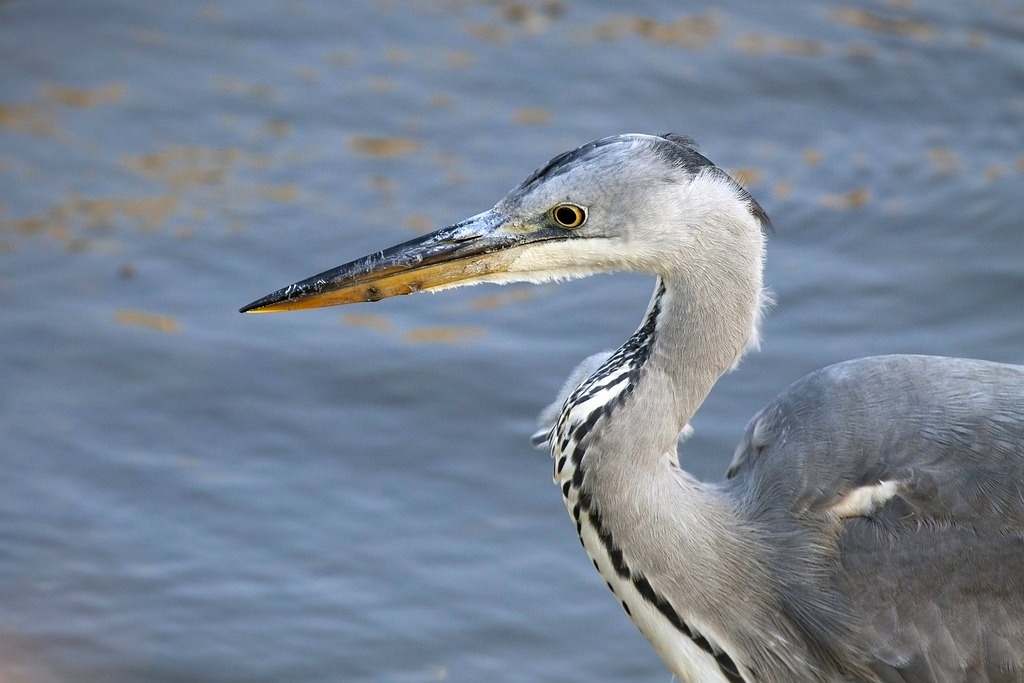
[496,134,770,233]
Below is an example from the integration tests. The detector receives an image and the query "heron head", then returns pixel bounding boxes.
[240,133,769,313]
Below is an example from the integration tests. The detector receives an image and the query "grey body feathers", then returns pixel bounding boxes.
[724,355,1024,681]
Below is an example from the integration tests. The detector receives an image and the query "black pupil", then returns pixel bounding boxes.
[556,205,579,226]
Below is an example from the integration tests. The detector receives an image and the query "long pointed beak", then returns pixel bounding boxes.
[240,211,560,313]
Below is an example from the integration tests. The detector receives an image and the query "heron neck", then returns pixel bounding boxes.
[570,266,761,528]
[624,271,759,456]
[564,272,773,678]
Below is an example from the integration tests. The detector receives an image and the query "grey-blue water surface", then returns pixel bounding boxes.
[2,1,1023,681]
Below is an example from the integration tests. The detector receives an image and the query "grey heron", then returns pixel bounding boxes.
[241,133,1024,682]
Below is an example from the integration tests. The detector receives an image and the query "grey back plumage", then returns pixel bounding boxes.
[728,355,1024,681]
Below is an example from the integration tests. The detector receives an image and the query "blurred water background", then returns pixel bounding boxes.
[2,1,1023,681]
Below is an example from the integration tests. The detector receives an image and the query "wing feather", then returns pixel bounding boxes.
[728,355,1024,681]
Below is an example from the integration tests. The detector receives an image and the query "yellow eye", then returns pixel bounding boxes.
[551,203,587,229]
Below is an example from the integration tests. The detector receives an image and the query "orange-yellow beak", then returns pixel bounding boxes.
[240,211,563,313]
